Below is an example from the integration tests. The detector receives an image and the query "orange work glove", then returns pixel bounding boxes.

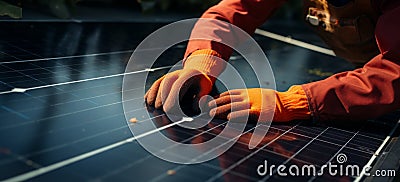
[208,86,311,122]
[144,49,226,114]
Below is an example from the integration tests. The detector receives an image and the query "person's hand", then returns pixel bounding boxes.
[209,86,311,122]
[145,69,214,113]
[144,49,226,114]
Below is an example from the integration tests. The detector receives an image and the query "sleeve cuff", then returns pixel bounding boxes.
[183,49,227,78]
[276,85,311,121]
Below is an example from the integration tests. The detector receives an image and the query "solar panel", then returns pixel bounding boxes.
[0,22,398,182]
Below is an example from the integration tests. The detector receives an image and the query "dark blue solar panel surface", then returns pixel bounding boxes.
[0,22,398,182]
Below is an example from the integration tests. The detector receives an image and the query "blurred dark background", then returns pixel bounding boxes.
[0,0,302,22]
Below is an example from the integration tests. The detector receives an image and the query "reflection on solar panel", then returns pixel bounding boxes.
[0,22,398,182]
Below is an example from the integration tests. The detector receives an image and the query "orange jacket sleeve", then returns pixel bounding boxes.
[302,2,400,121]
[184,0,287,61]
[185,0,400,122]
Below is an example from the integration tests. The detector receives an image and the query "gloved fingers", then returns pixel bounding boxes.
[164,70,213,113]
[156,74,179,110]
[154,78,165,109]
[163,73,193,112]
[216,89,244,98]
[208,95,243,107]
[209,102,250,119]
[144,76,164,106]
[227,109,260,122]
